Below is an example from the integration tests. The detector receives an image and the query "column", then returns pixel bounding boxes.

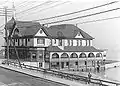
[68,52,70,70]
[59,53,61,70]
[86,54,88,72]
[42,49,45,68]
[101,54,104,70]
[36,50,39,68]
[77,53,79,70]
[30,51,33,62]
[49,53,51,70]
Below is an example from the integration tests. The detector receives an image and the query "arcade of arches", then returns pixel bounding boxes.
[50,52,105,70]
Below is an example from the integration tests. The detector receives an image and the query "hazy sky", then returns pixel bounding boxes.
[0,0,120,60]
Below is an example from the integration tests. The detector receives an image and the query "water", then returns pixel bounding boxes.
[105,67,120,81]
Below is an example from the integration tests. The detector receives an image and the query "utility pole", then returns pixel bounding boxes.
[4,6,9,64]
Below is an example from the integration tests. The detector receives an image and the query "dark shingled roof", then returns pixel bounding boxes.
[16,21,41,36]
[47,46,103,52]
[45,24,94,39]
[6,18,94,39]
[6,18,41,37]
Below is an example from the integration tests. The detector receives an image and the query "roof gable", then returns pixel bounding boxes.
[75,31,83,38]
[35,28,47,36]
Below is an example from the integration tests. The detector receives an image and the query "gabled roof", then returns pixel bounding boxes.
[44,24,94,39]
[5,18,94,39]
[16,21,41,36]
[6,18,41,37]
[47,46,103,52]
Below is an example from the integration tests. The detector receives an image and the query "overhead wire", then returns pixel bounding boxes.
[76,16,120,24]
[31,1,118,21]
[16,0,54,15]
[0,24,5,29]
[16,1,40,12]
[0,0,8,6]
[41,8,120,25]
[15,0,30,8]
[18,1,70,19]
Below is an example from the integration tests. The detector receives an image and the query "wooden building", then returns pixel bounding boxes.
[4,18,107,70]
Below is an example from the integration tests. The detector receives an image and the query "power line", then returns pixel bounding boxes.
[76,16,120,24]
[0,0,8,5]
[16,0,30,8]
[16,0,54,15]
[0,24,5,29]
[42,8,120,25]
[18,1,70,19]
[33,1,118,21]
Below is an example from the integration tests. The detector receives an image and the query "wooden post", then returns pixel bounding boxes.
[4,7,9,65]
[77,54,79,71]
[68,53,70,70]
[94,56,96,72]
[86,56,88,72]
[42,49,45,68]
[49,53,51,70]
[59,54,61,70]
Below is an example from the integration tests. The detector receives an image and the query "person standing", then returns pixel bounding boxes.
[88,72,92,84]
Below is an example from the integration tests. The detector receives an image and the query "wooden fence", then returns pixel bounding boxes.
[4,60,120,86]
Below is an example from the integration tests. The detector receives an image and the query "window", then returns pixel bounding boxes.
[21,39,24,46]
[66,62,69,66]
[25,39,27,46]
[28,38,30,42]
[37,38,45,44]
[15,39,17,42]
[40,29,43,34]
[58,39,62,46]
[75,61,78,65]
[79,40,82,46]
[18,39,20,46]
[54,39,56,44]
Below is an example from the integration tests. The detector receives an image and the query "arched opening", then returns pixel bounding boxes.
[52,53,59,59]
[61,53,69,58]
[88,53,95,57]
[96,53,102,57]
[79,53,86,58]
[70,53,78,58]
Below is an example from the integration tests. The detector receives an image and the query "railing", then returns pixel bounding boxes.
[4,60,120,86]
[51,57,104,62]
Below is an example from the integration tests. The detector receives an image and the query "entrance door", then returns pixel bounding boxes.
[61,62,64,69]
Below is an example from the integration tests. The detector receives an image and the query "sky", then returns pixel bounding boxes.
[0,0,120,60]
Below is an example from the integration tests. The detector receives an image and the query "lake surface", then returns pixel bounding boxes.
[105,67,120,81]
